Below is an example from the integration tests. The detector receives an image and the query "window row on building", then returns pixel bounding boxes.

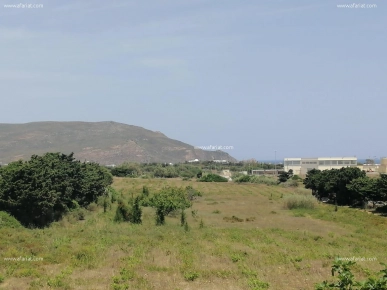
[284,160,356,166]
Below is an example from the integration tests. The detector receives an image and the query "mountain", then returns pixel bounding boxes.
[0,121,236,165]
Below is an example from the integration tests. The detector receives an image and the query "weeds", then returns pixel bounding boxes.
[283,195,317,210]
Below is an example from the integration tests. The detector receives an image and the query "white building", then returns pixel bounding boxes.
[284,157,357,176]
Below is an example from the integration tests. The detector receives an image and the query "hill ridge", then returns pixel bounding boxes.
[0,121,236,165]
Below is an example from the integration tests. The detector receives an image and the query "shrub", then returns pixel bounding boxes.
[180,210,186,226]
[0,152,113,227]
[283,195,317,210]
[69,208,87,221]
[199,174,228,182]
[315,261,387,289]
[130,196,142,224]
[184,271,199,281]
[235,175,278,186]
[114,200,131,222]
[87,202,98,212]
[251,176,278,186]
[186,186,202,200]
[103,196,110,212]
[184,221,190,232]
[150,186,191,225]
[107,186,118,203]
[234,175,252,183]
[223,216,244,222]
[248,278,269,290]
[142,186,149,196]
[281,179,299,188]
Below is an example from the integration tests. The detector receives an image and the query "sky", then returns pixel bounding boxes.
[0,0,386,161]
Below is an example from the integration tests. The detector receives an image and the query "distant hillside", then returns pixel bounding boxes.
[0,121,236,165]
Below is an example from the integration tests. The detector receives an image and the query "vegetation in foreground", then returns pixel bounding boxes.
[0,153,112,227]
[1,178,387,290]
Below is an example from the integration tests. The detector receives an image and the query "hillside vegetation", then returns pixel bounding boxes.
[1,178,387,290]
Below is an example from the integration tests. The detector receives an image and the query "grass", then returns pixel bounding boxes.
[283,195,317,210]
[1,177,386,289]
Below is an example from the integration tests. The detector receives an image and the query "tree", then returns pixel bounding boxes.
[303,169,321,196]
[131,196,142,224]
[303,167,367,205]
[110,163,142,177]
[149,186,191,225]
[334,167,366,205]
[365,158,375,165]
[377,174,387,201]
[346,177,378,207]
[278,169,293,183]
[0,152,112,227]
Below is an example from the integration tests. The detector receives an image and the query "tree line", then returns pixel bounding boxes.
[108,161,284,178]
[303,167,387,206]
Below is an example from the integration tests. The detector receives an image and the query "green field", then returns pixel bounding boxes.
[1,178,386,289]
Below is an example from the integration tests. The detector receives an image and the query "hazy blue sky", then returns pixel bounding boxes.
[1,0,386,161]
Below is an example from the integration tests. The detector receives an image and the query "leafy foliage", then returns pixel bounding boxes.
[316,260,387,289]
[278,169,293,183]
[131,196,142,224]
[114,196,142,224]
[234,175,278,186]
[302,167,382,206]
[148,186,191,225]
[0,152,112,227]
[114,200,132,222]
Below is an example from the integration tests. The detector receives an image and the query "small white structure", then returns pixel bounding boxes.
[213,160,228,163]
[188,159,199,163]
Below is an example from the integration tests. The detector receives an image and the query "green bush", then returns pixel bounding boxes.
[114,200,131,222]
[180,210,186,226]
[281,179,299,188]
[184,271,199,281]
[0,152,112,227]
[316,261,387,289]
[150,186,191,225]
[68,208,87,221]
[234,175,251,183]
[234,175,278,185]
[283,195,317,210]
[199,174,228,182]
[87,202,98,212]
[185,186,202,200]
[130,196,142,224]
[107,186,118,203]
[142,186,149,196]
